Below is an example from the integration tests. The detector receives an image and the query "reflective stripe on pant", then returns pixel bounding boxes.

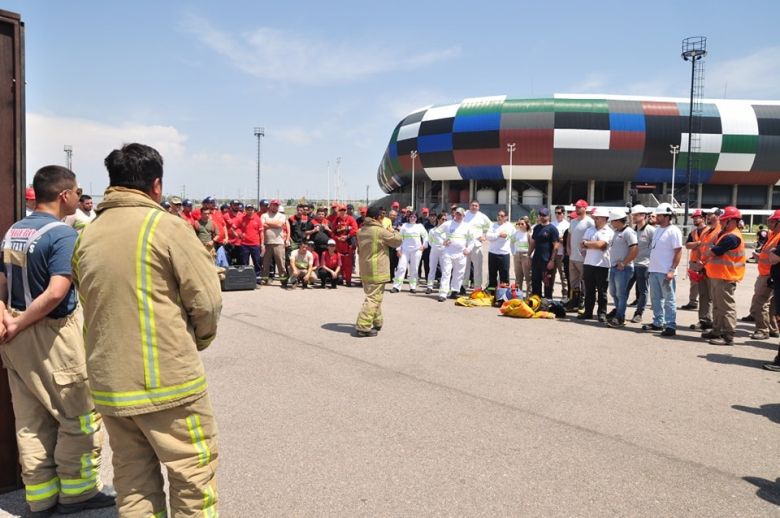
[710,278,738,339]
[356,282,385,331]
[0,310,103,511]
[439,253,467,296]
[649,272,677,329]
[749,275,778,334]
[393,248,422,290]
[103,393,218,518]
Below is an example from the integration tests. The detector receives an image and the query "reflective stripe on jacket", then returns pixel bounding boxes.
[697,224,721,266]
[757,231,780,276]
[356,218,402,284]
[704,228,746,282]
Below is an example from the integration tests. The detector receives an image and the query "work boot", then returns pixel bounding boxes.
[701,330,720,339]
[57,490,116,514]
[607,317,625,328]
[597,313,607,323]
[740,315,755,322]
[660,327,676,337]
[708,336,734,346]
[354,328,378,338]
[750,331,770,340]
[770,331,780,338]
[689,321,713,331]
[24,506,56,518]
[642,324,663,332]
[678,302,698,310]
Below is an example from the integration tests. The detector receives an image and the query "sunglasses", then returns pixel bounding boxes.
[555,211,563,215]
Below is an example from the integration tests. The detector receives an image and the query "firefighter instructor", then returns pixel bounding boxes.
[73,143,223,516]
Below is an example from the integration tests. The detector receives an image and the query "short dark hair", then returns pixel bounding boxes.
[366,205,383,219]
[33,165,77,203]
[79,194,92,203]
[104,143,163,193]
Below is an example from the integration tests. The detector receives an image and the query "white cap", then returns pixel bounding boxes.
[327,239,336,245]
[278,205,286,213]
[631,204,649,214]
[608,209,628,222]
[655,203,674,215]
[592,207,610,218]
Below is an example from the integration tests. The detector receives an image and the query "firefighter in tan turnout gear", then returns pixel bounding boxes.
[0,166,115,516]
[72,143,223,517]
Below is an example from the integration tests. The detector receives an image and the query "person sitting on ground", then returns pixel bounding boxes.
[288,241,316,288]
[318,239,342,288]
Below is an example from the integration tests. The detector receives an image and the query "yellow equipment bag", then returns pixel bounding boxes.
[499,299,535,318]
[531,310,556,319]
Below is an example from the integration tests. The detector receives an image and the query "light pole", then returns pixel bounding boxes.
[64,145,73,170]
[410,150,418,210]
[253,127,265,206]
[669,144,680,206]
[506,143,516,220]
[682,36,706,231]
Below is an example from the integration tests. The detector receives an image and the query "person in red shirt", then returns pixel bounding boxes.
[333,204,358,286]
[239,205,263,281]
[318,239,342,288]
[180,199,199,230]
[327,203,339,227]
[224,199,244,265]
[202,196,227,247]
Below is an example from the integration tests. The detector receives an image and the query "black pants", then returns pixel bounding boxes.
[531,260,554,298]
[421,246,431,279]
[239,245,262,278]
[318,268,341,288]
[583,264,609,317]
[389,247,399,275]
[487,253,510,291]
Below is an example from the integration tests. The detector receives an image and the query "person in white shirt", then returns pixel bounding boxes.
[63,194,96,233]
[642,203,683,337]
[578,207,614,322]
[391,212,429,293]
[566,199,595,310]
[606,209,638,328]
[425,213,447,294]
[485,210,514,292]
[463,200,491,291]
[510,219,532,293]
[437,207,475,302]
[552,205,570,298]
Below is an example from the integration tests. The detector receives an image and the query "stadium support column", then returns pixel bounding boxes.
[469,180,475,202]
[587,180,595,206]
[697,183,703,209]
[442,181,449,207]
[731,184,738,206]
[623,181,630,203]
[546,180,553,207]
[768,185,774,209]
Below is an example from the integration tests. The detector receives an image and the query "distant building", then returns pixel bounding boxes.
[377,94,780,210]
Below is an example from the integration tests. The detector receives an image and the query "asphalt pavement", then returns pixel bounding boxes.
[1,259,778,516]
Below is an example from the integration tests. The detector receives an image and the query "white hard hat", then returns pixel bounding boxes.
[608,209,628,222]
[592,207,610,218]
[631,204,649,214]
[655,203,674,215]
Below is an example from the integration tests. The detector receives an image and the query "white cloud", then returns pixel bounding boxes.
[567,73,611,93]
[273,127,323,146]
[707,46,780,99]
[179,14,460,85]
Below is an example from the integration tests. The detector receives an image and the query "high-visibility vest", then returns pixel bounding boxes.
[697,223,721,265]
[689,226,703,263]
[757,231,780,276]
[704,228,746,282]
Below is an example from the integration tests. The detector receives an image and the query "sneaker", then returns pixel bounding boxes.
[606,309,616,319]
[689,321,713,331]
[597,313,607,323]
[770,331,780,338]
[660,327,676,337]
[678,303,698,310]
[740,315,755,322]
[750,331,770,340]
[354,328,378,338]
[437,296,446,302]
[642,324,663,332]
[448,292,459,299]
[57,490,116,514]
[708,336,733,346]
[576,314,593,320]
[425,287,432,295]
[607,317,625,328]
[410,289,417,294]
[390,287,400,293]
[459,286,467,295]
[763,363,780,371]
[630,313,642,324]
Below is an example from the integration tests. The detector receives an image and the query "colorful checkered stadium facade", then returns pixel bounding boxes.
[377,94,780,208]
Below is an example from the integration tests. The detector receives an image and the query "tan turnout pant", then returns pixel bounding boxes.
[356,282,385,331]
[102,394,218,517]
[0,310,103,512]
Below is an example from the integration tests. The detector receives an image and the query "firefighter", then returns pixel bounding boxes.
[748,209,780,339]
[72,143,222,516]
[702,206,746,345]
[391,211,429,293]
[0,165,114,515]
[354,205,402,337]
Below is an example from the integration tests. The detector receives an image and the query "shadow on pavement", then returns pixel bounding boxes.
[321,323,356,334]
[732,403,780,424]
[741,339,779,351]
[743,476,780,506]
[698,353,769,369]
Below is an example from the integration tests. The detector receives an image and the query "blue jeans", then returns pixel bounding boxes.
[633,265,649,315]
[649,272,677,329]
[609,265,634,320]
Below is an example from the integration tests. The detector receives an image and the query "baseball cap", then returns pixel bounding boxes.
[538,207,550,217]
[170,196,182,205]
[346,204,354,210]
[270,199,280,205]
[454,207,466,215]
[229,199,240,205]
[25,187,35,200]
[183,199,193,207]
[574,199,588,209]
[327,239,336,245]
[421,207,430,214]
[259,199,269,206]
[706,207,722,216]
[245,205,255,211]
[692,209,703,217]
[391,201,400,208]
[359,206,368,214]
[202,196,216,205]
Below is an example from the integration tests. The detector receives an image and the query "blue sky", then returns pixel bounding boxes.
[5,0,780,201]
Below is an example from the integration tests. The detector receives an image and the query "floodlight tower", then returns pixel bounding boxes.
[254,127,265,206]
[64,145,73,170]
[681,36,706,229]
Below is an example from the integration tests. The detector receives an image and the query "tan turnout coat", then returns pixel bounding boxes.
[357,218,402,284]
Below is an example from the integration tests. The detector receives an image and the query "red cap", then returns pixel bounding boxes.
[718,206,741,221]
[692,209,703,217]
[421,207,429,214]
[391,200,400,208]
[569,211,577,218]
[769,209,780,222]
[25,187,35,200]
[359,206,368,214]
[270,199,280,205]
[574,199,588,208]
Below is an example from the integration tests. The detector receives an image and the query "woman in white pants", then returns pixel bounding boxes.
[425,213,447,294]
[392,211,429,293]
